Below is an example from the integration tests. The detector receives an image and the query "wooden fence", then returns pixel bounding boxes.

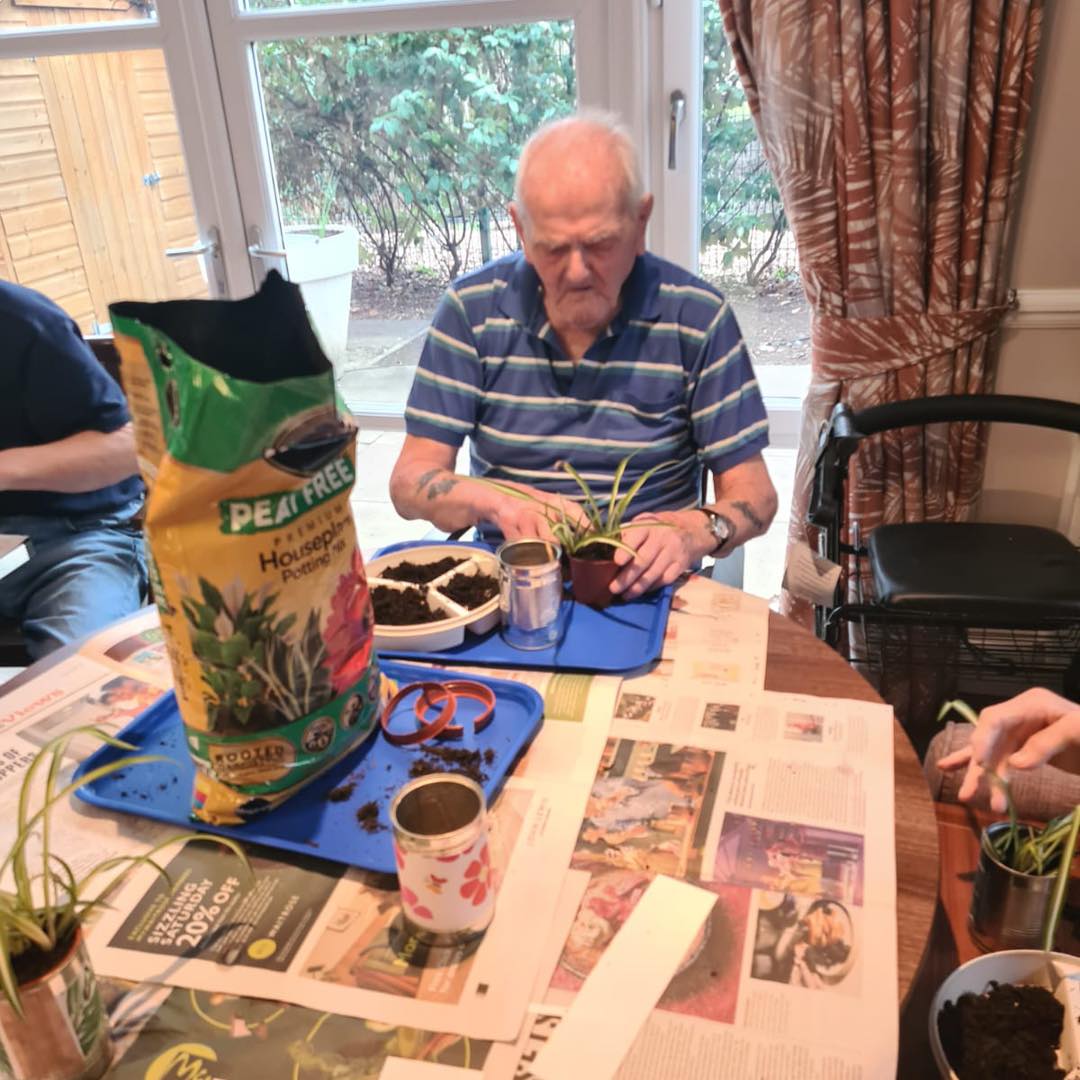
[0,0,205,332]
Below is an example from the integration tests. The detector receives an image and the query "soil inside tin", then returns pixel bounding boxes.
[437,572,498,609]
[937,980,1066,1080]
[372,585,443,625]
[12,927,78,986]
[382,557,466,584]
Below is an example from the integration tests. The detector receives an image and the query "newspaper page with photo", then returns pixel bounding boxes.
[0,640,175,883]
[491,686,899,1080]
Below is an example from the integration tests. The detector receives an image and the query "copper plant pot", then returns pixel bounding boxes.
[568,548,619,609]
[0,929,111,1080]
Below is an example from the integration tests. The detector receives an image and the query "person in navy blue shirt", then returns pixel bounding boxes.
[0,280,147,659]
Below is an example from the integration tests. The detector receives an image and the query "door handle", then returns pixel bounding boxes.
[247,225,287,260]
[668,90,686,170]
[165,226,220,259]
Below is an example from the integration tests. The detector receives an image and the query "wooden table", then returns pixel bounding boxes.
[764,611,939,1005]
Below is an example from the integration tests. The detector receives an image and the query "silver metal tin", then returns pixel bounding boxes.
[496,538,564,650]
[968,822,1057,951]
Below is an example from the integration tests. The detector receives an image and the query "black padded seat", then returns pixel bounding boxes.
[868,522,1080,620]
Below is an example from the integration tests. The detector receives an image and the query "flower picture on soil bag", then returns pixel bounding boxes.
[111,272,384,825]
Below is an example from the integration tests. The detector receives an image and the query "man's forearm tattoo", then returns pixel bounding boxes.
[732,500,766,533]
[426,476,459,501]
[414,467,442,494]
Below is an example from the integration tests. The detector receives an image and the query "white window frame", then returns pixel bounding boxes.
[650,0,802,450]
[203,0,632,292]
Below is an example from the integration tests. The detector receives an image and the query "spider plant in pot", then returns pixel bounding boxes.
[0,726,248,1080]
[932,703,1080,1078]
[938,700,1080,952]
[485,455,669,609]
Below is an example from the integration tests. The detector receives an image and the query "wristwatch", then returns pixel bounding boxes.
[697,508,733,555]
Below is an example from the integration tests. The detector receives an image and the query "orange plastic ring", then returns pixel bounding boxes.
[415,679,495,739]
[381,682,457,746]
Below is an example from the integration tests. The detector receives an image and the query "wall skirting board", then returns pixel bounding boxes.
[1007,288,1080,329]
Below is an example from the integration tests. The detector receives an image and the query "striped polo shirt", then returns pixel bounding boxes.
[404,251,768,525]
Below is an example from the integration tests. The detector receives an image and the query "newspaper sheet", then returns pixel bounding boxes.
[487,686,899,1080]
[0,623,174,883]
[87,776,587,1039]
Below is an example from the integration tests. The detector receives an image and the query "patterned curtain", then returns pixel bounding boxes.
[716,0,1044,624]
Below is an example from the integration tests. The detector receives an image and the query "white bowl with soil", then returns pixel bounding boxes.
[367,544,501,652]
[930,949,1080,1079]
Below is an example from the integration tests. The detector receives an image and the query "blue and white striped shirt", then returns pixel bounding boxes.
[404,251,768,522]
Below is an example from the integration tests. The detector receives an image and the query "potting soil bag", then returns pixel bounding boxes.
[110,271,385,825]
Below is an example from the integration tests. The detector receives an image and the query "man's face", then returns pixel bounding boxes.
[512,155,653,343]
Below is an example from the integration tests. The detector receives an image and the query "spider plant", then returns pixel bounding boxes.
[938,699,1080,949]
[484,454,670,557]
[0,725,249,1016]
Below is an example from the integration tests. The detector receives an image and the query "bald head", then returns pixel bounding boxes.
[508,111,653,355]
[512,111,644,235]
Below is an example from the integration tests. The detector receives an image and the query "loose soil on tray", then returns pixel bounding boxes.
[355,800,383,833]
[327,781,356,803]
[938,981,1066,1080]
[438,572,498,609]
[382,557,466,584]
[372,584,443,625]
[408,745,489,785]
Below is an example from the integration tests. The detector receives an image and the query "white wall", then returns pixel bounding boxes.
[980,0,1080,538]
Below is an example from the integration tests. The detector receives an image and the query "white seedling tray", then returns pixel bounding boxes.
[367,544,500,652]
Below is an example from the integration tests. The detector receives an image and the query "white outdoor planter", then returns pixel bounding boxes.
[283,224,359,364]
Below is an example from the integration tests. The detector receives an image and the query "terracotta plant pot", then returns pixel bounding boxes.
[0,929,111,1080]
[568,548,619,609]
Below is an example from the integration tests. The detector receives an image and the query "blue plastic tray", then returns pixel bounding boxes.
[373,540,673,673]
[73,661,543,874]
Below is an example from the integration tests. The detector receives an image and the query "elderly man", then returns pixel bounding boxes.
[0,279,146,658]
[390,111,777,599]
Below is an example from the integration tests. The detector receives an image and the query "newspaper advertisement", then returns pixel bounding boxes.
[87,777,588,1040]
[490,686,899,1080]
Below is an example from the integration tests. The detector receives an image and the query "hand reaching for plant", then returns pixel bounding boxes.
[938,688,1080,811]
[610,509,711,599]
[489,483,590,542]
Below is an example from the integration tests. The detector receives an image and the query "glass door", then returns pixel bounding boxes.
[654,0,808,598]
[0,0,245,330]
[203,0,625,420]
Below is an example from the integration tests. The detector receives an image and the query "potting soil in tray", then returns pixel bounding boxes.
[938,981,1067,1080]
[373,541,674,674]
[438,571,499,609]
[72,660,543,875]
[371,584,444,624]
[381,556,467,584]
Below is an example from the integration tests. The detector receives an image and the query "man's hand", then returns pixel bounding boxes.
[390,434,589,538]
[489,485,589,542]
[610,509,712,600]
[937,688,1080,810]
